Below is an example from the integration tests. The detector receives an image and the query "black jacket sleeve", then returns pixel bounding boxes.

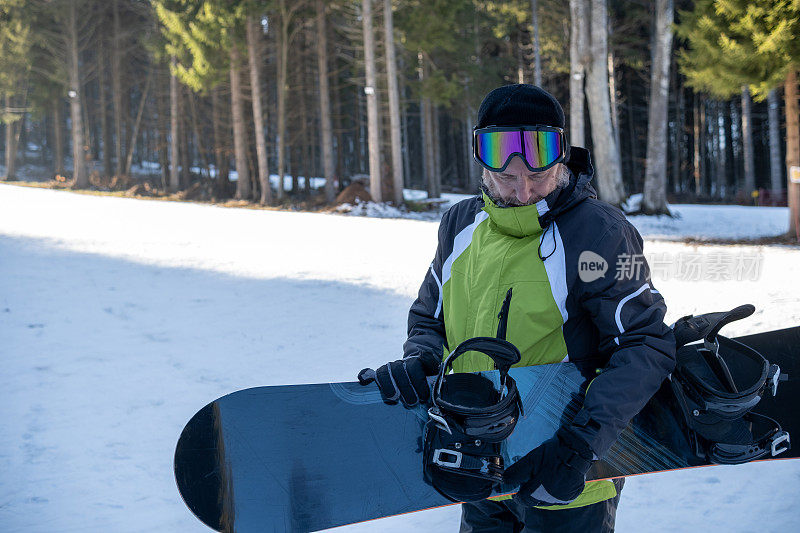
[403,210,450,371]
[570,221,676,457]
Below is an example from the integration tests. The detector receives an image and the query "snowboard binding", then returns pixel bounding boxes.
[671,304,790,465]
[423,289,523,502]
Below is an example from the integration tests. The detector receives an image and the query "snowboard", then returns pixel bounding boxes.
[175,327,799,533]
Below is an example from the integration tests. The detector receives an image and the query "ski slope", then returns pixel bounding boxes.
[1,183,799,532]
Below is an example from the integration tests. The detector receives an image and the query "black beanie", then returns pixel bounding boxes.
[476,84,565,130]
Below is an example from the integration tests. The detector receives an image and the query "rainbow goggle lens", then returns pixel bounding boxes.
[473,126,567,173]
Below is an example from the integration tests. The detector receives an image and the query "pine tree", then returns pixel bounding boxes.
[154,0,251,197]
[0,0,32,181]
[678,0,800,235]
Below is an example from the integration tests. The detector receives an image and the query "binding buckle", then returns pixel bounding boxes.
[769,364,781,397]
[433,448,463,468]
[771,431,790,456]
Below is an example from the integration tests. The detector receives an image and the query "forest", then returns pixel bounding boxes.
[1,0,798,229]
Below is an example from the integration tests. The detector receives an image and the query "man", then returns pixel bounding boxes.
[364,84,676,531]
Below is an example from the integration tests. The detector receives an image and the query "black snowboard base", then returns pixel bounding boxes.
[175,327,800,532]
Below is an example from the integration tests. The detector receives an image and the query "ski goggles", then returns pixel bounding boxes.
[473,125,567,173]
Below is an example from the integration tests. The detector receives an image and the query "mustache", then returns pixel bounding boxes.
[481,182,542,207]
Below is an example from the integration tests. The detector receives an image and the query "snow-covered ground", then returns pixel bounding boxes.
[626,203,790,241]
[1,183,799,532]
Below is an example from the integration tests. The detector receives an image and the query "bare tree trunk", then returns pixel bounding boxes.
[418,52,439,198]
[4,100,16,180]
[211,87,230,197]
[302,75,313,197]
[712,101,723,198]
[67,0,87,187]
[671,59,683,194]
[642,0,672,215]
[768,88,783,192]
[402,77,413,187]
[98,45,112,177]
[298,41,311,196]
[112,0,124,176]
[169,57,180,192]
[464,109,477,188]
[741,85,756,195]
[4,94,17,180]
[316,0,336,203]
[719,102,728,197]
[230,43,251,200]
[423,98,434,196]
[608,49,621,157]
[466,12,481,187]
[723,100,733,195]
[362,0,382,202]
[124,71,152,176]
[569,0,587,147]
[699,98,707,195]
[245,15,271,205]
[627,76,639,184]
[693,96,701,194]
[333,78,344,186]
[81,78,93,162]
[585,0,624,205]
[276,0,289,201]
[53,97,64,176]
[731,100,742,189]
[187,91,209,179]
[179,87,190,186]
[531,0,541,86]
[431,104,442,198]
[17,105,27,168]
[155,67,168,189]
[384,0,404,205]
[785,69,799,238]
[211,87,223,178]
[418,52,429,192]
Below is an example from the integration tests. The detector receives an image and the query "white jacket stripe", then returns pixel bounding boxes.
[441,210,489,286]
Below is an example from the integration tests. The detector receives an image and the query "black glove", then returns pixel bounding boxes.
[358,356,438,407]
[503,426,595,507]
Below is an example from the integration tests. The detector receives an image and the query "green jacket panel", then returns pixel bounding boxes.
[442,200,568,373]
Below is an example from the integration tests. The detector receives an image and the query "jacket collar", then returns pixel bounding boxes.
[481,191,545,238]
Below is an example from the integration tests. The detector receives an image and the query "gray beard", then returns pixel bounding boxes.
[481,165,571,208]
